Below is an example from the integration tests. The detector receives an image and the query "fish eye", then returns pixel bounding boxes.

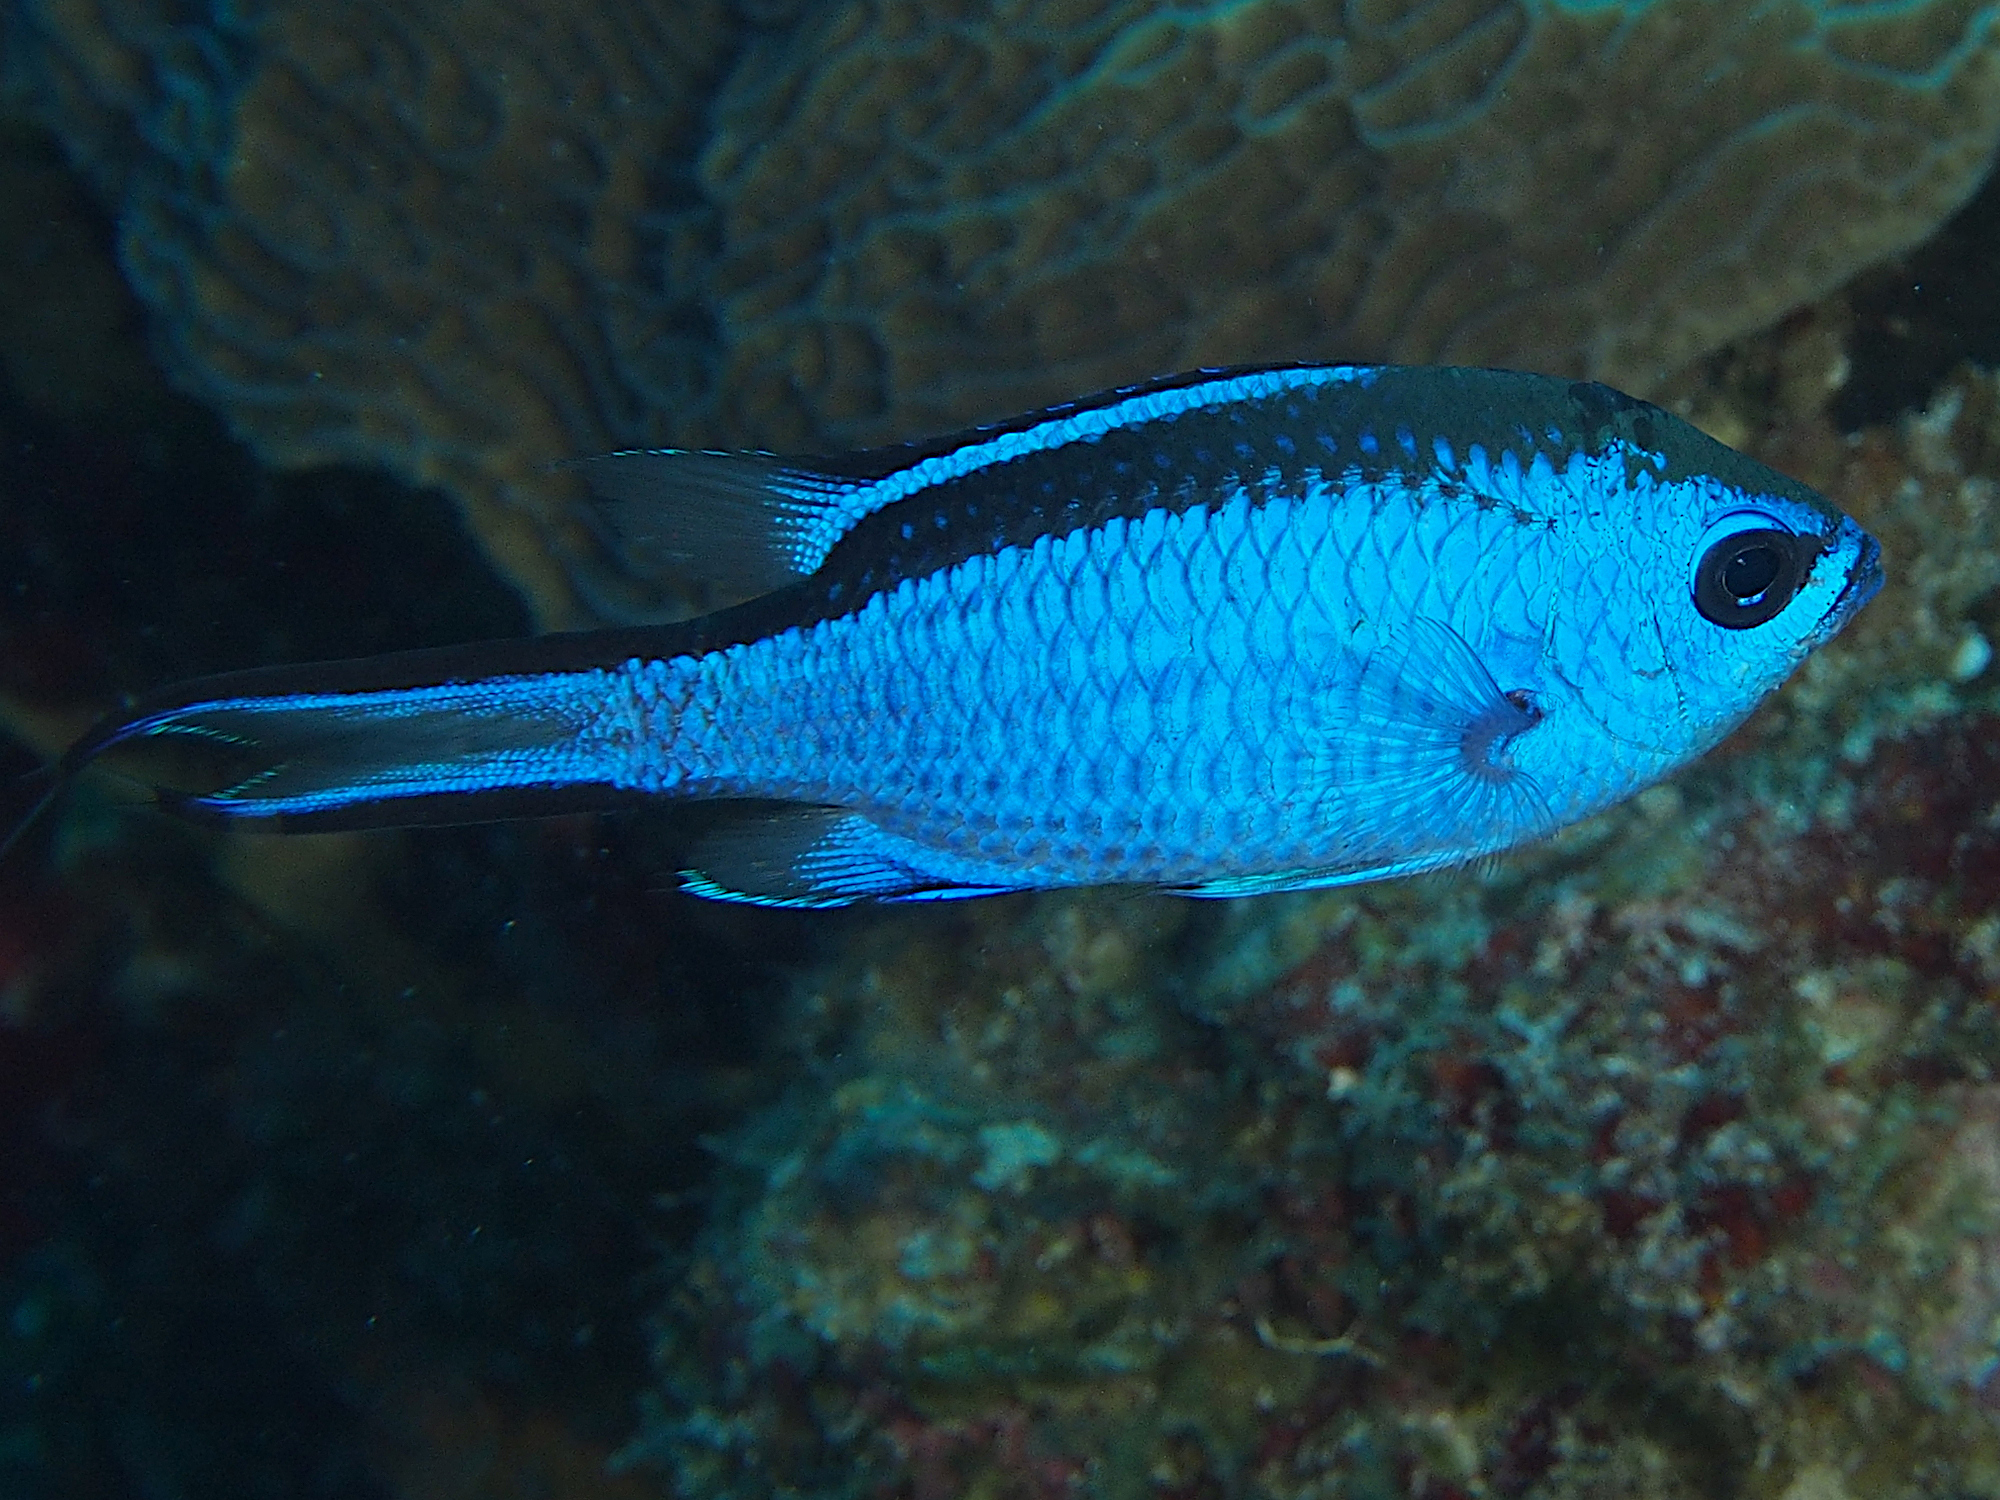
[1692,510,1817,629]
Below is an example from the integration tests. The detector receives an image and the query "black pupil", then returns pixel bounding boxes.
[1722,542,1781,601]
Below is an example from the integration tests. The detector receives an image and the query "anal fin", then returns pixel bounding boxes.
[1175,844,1488,899]
[680,809,1022,908]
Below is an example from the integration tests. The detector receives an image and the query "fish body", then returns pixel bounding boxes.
[38,365,1881,905]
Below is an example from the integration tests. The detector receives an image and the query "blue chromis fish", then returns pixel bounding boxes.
[24,365,1880,906]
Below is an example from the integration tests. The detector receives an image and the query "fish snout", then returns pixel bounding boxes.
[1837,527,1884,617]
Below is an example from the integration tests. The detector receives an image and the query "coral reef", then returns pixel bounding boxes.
[11,1,2000,623]
[702,0,2000,446]
[630,354,2000,1495]
[3,0,733,627]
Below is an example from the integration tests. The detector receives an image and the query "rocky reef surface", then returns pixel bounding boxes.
[628,337,2000,1495]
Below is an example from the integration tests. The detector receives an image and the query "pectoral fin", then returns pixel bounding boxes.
[1214,617,1553,893]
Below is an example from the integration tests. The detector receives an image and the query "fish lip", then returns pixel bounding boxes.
[1800,526,1881,655]
[1833,529,1884,618]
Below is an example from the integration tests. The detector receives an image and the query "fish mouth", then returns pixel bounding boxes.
[1833,529,1884,619]
[1799,525,1882,655]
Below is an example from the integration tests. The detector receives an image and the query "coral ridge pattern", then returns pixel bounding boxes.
[6,0,2000,623]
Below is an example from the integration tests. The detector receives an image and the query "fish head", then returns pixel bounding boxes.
[1510,455,1880,827]
[1464,374,1880,848]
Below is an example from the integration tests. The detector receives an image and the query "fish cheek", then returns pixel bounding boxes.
[1536,610,1680,764]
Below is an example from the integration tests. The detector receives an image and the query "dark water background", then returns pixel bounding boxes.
[0,117,830,1497]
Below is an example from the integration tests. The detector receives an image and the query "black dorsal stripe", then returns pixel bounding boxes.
[82,366,1831,728]
[677,363,1810,657]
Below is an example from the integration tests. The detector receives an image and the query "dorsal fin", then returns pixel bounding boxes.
[578,364,1380,598]
[577,451,872,600]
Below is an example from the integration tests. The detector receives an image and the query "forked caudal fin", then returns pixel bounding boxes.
[3,635,675,853]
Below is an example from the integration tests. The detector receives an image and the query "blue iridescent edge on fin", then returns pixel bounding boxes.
[679,808,1028,906]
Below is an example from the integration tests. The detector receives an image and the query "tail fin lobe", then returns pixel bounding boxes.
[9,639,673,847]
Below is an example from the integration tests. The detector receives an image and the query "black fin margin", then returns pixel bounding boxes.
[851,362,1345,469]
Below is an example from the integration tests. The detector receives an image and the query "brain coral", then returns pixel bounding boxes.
[703,0,2000,446]
[4,0,732,627]
[8,0,2000,624]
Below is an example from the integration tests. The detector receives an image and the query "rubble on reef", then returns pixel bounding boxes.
[629,357,2000,1498]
